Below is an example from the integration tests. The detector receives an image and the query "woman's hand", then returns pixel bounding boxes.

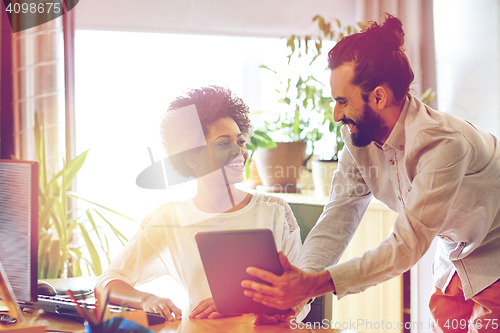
[189,298,239,319]
[142,295,182,322]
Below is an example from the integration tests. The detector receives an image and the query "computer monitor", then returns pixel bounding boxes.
[0,159,38,303]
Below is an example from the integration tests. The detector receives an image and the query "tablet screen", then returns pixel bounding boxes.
[195,229,289,314]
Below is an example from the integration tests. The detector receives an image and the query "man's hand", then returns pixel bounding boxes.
[253,299,308,326]
[241,252,335,310]
[142,295,182,321]
[189,298,239,319]
[253,313,287,325]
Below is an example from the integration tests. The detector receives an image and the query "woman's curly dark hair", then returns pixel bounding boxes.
[160,86,253,177]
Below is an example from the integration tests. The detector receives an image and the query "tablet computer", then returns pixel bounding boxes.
[195,229,289,314]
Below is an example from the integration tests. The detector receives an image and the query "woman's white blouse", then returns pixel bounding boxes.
[96,193,309,320]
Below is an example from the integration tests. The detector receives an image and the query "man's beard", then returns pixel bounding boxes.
[347,103,389,147]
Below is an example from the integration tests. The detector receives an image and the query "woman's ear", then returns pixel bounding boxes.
[184,153,199,170]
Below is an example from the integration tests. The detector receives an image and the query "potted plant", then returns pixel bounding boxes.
[27,112,135,278]
[244,129,276,189]
[254,16,364,194]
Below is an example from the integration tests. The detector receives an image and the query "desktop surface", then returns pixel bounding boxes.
[8,278,359,332]
[19,309,358,333]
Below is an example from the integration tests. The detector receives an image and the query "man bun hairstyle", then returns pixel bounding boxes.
[327,13,414,102]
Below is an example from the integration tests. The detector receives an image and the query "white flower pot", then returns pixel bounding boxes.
[312,159,338,198]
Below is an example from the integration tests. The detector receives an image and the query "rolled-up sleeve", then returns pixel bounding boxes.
[299,145,372,274]
[323,131,473,299]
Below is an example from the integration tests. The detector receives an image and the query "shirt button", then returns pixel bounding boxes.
[400,145,404,150]
[389,159,395,165]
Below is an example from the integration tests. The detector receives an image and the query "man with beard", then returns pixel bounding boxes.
[242,14,500,331]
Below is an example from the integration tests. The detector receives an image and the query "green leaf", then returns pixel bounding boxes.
[287,35,296,54]
[63,150,88,190]
[50,208,64,243]
[66,219,78,239]
[38,231,52,278]
[251,131,276,150]
[85,210,110,263]
[315,38,322,56]
[277,98,291,105]
[309,54,320,66]
[92,209,129,246]
[304,36,311,54]
[39,197,56,232]
[68,248,83,277]
[60,159,67,243]
[46,240,61,278]
[248,136,258,149]
[293,106,301,140]
[78,222,102,276]
[68,193,137,223]
[323,23,331,38]
[99,229,111,264]
[45,150,88,193]
[259,64,277,74]
[244,151,253,180]
[420,87,436,105]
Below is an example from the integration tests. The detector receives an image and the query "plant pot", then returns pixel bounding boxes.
[254,141,307,193]
[244,158,262,189]
[312,159,338,198]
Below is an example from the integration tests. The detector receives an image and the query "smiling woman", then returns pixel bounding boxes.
[94,86,310,323]
[74,30,306,241]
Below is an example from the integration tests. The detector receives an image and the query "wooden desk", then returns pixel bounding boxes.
[20,310,359,332]
[3,277,359,332]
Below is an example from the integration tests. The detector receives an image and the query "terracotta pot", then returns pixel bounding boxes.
[244,158,262,189]
[254,141,307,193]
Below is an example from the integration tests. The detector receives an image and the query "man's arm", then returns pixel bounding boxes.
[299,144,373,273]
[243,127,475,305]
[242,142,372,309]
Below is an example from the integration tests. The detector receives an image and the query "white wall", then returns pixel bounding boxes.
[75,0,356,38]
[434,0,500,137]
[410,3,500,332]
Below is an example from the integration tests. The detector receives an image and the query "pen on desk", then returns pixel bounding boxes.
[119,303,129,320]
[29,309,44,325]
[96,289,109,323]
[65,290,95,324]
[108,301,128,332]
[80,289,98,324]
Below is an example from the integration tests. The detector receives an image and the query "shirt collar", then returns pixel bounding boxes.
[378,95,411,151]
